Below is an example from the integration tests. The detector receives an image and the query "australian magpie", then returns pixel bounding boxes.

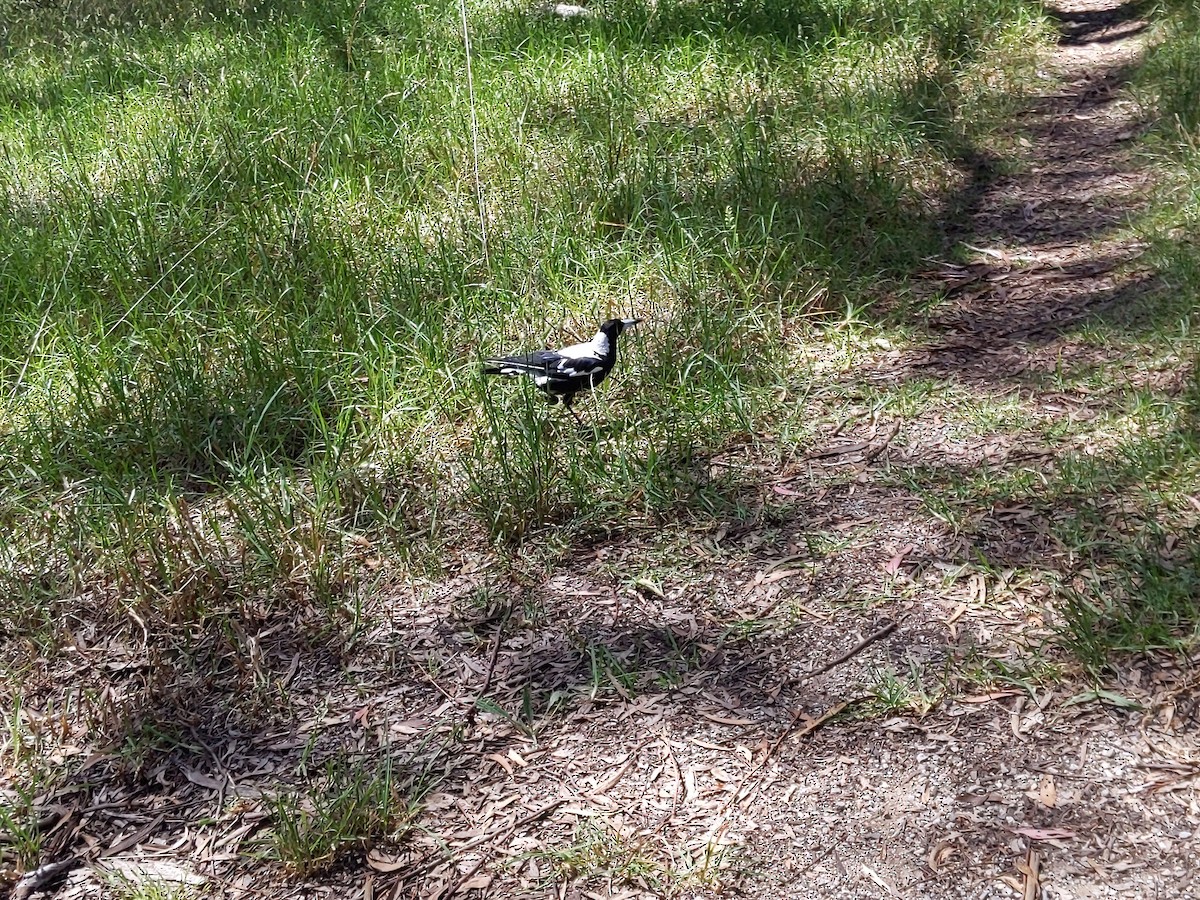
[482,318,640,425]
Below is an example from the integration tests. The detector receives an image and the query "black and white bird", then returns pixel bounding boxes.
[482,318,640,425]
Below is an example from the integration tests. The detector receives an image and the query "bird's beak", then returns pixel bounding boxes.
[621,318,641,328]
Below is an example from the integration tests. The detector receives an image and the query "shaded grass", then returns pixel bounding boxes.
[1137,0,1200,134]
[808,0,1200,671]
[885,365,1200,671]
[526,817,734,894]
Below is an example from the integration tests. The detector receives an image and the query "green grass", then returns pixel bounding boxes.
[526,818,734,893]
[25,0,1200,889]
[0,781,47,873]
[0,0,1047,663]
[889,370,1200,670]
[269,748,434,876]
[1004,0,1200,667]
[99,869,201,900]
[0,696,60,873]
[1119,9,1200,669]
[863,661,939,717]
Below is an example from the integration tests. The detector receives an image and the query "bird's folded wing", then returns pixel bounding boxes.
[554,356,604,377]
[484,350,562,374]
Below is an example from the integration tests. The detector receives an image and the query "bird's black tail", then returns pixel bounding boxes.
[481,357,517,376]
[482,357,546,377]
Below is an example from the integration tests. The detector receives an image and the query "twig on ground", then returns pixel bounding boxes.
[622,735,680,864]
[806,618,902,680]
[465,605,512,727]
[692,616,903,825]
[435,852,490,900]
[100,813,166,858]
[11,857,81,900]
[423,798,567,894]
[714,699,853,826]
[859,420,902,467]
[761,700,853,777]
[797,835,846,874]
[693,698,853,862]
[1026,765,1094,782]
[704,619,901,825]
[1022,849,1041,900]
[962,243,1041,263]
[416,666,462,709]
[588,736,658,797]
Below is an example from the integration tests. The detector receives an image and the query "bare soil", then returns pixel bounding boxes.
[11,1,1200,899]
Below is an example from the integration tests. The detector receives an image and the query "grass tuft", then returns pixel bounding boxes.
[270,749,433,876]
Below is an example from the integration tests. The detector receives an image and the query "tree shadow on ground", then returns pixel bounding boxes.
[1050,0,1150,45]
[691,0,1200,701]
[857,0,1175,376]
[16,559,933,892]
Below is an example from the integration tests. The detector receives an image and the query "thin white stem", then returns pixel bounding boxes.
[458,0,489,270]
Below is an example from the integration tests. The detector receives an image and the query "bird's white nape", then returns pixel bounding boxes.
[560,333,608,359]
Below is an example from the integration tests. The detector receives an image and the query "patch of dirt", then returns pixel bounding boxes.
[9,2,1200,899]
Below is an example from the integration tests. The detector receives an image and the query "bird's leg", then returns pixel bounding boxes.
[564,396,587,429]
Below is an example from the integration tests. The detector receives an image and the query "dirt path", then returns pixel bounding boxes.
[891,0,1157,388]
[24,3,1200,899]
[720,2,1200,896]
[738,2,1200,895]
